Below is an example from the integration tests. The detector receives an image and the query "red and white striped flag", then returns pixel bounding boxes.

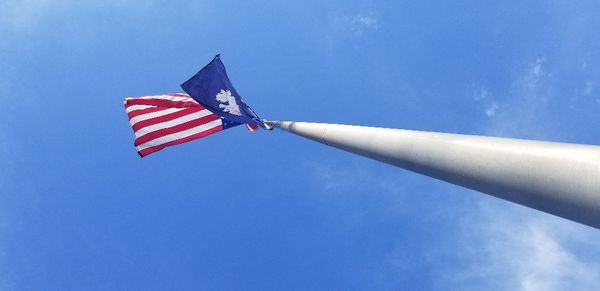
[124,93,234,157]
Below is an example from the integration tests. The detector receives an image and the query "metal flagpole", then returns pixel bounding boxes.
[265,121,600,229]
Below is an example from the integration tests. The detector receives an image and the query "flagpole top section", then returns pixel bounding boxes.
[263,120,287,130]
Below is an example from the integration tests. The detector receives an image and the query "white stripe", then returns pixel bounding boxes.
[125,105,154,113]
[134,93,190,98]
[128,108,183,126]
[135,95,196,103]
[126,93,189,99]
[136,119,223,151]
[133,109,213,137]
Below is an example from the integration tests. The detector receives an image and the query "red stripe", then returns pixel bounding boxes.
[246,124,259,131]
[126,98,201,109]
[138,124,224,157]
[134,114,221,146]
[131,107,207,132]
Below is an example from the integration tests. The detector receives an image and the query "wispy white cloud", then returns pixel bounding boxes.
[449,55,600,291]
[0,0,155,32]
[484,103,499,117]
[305,161,411,214]
[347,14,378,36]
[583,80,593,96]
[0,0,56,31]
[482,56,555,139]
[472,86,490,101]
[446,200,600,291]
[324,12,379,48]
[530,57,546,81]
[472,86,500,117]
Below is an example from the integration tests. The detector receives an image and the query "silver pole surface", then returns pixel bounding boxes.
[268,121,600,229]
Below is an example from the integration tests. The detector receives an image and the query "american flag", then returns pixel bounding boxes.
[124,93,240,157]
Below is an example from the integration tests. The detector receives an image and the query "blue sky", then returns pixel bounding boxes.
[1,0,600,290]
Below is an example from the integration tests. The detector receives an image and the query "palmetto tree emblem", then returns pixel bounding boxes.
[215,89,242,116]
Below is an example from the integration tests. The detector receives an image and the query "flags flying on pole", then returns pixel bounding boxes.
[124,55,266,157]
[124,93,241,157]
[181,54,264,127]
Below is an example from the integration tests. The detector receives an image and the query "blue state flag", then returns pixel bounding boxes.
[181,55,263,127]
